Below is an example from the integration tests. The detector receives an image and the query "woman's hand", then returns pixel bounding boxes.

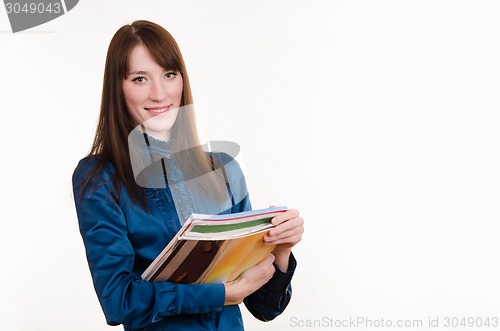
[264,208,304,271]
[224,209,304,305]
[224,254,276,305]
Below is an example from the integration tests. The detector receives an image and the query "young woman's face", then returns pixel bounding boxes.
[122,44,184,141]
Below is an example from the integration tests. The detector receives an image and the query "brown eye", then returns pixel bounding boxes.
[165,72,177,79]
[132,76,146,83]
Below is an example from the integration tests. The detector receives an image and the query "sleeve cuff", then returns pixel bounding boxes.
[165,283,225,315]
[265,252,297,293]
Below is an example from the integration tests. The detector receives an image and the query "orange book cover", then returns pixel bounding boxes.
[141,207,287,285]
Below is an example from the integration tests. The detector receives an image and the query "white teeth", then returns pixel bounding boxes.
[148,107,168,113]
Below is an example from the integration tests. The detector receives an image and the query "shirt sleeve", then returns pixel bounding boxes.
[72,158,225,329]
[243,253,296,321]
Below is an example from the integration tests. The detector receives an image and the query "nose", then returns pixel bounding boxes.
[149,80,166,102]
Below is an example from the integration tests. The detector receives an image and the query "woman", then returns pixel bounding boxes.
[73,20,304,331]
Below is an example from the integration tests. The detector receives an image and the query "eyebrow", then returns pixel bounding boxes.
[127,70,148,77]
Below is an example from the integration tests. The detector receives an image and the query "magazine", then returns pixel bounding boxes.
[141,206,287,284]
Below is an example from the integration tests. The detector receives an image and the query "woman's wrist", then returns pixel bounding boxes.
[272,247,292,272]
[224,279,243,305]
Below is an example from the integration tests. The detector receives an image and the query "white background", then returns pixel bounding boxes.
[1,1,500,330]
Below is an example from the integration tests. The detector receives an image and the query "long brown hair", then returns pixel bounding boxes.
[82,20,226,206]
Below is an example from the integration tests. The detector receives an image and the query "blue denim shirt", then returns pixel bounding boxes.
[72,153,295,330]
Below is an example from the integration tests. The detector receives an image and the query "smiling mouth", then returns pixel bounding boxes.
[145,105,171,114]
